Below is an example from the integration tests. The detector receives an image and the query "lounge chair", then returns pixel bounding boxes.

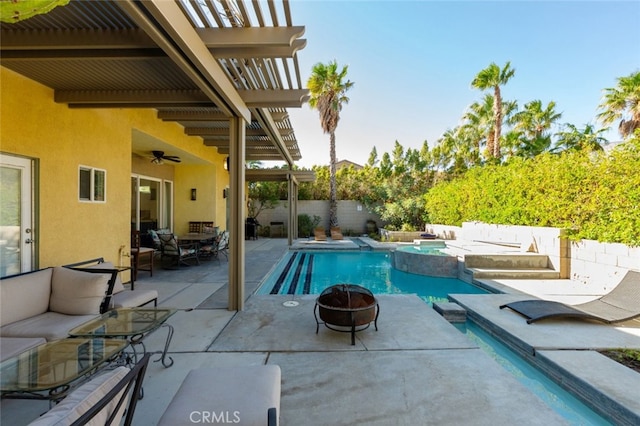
[314,227,327,241]
[29,354,150,426]
[500,270,640,324]
[330,226,344,240]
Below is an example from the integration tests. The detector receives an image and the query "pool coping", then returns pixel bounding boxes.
[449,293,640,425]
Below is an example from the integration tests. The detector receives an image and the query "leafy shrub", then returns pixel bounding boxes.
[298,214,320,238]
[425,139,640,246]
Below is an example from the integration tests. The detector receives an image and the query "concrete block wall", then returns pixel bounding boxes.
[569,240,640,289]
[458,222,569,277]
[254,200,385,237]
[424,225,462,240]
[431,222,638,285]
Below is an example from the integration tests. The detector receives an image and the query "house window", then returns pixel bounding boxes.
[79,166,106,202]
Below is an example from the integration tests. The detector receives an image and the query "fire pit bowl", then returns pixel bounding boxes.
[314,284,379,345]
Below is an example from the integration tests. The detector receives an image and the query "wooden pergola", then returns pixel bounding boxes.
[1,0,310,310]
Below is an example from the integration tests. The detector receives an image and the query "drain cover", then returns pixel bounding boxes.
[283,300,299,307]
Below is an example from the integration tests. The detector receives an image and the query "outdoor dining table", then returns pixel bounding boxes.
[178,232,219,245]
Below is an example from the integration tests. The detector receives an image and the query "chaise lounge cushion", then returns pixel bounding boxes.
[49,267,109,315]
[158,365,281,426]
[29,367,130,426]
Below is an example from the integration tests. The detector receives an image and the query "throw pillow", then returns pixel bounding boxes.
[49,267,108,315]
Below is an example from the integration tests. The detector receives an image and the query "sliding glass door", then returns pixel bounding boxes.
[131,175,173,233]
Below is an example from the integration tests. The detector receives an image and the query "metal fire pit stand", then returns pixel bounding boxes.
[314,284,380,345]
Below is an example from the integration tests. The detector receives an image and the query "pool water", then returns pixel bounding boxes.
[257,251,487,301]
[456,322,611,425]
[395,244,449,255]
[259,250,613,424]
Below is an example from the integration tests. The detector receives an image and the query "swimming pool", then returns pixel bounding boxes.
[257,250,487,301]
[259,249,613,424]
[456,322,611,425]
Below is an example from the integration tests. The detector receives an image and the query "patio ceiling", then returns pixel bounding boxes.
[0,0,308,163]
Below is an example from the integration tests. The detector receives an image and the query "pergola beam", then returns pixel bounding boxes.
[1,28,305,60]
[196,26,305,48]
[55,89,212,105]
[57,89,307,110]
[239,89,309,108]
[187,127,293,137]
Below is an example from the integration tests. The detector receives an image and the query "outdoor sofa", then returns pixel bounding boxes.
[0,265,118,361]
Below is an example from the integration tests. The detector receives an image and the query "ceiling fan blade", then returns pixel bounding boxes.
[164,156,181,163]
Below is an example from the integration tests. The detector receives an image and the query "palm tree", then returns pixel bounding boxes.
[597,71,640,139]
[471,61,516,159]
[553,123,609,152]
[307,61,354,228]
[510,100,562,156]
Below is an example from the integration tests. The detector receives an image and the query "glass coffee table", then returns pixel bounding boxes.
[0,338,127,400]
[69,308,176,368]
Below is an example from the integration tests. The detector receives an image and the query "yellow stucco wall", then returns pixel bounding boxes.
[1,67,227,271]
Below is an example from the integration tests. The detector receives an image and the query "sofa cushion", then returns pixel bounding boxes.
[49,267,108,315]
[111,289,158,308]
[0,312,98,341]
[29,367,130,426]
[0,337,46,362]
[83,261,125,294]
[0,268,53,327]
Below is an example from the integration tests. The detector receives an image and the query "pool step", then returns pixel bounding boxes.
[433,302,467,323]
[464,253,550,269]
[463,254,559,279]
[466,268,560,279]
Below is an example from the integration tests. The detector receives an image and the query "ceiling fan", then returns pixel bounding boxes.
[150,151,181,164]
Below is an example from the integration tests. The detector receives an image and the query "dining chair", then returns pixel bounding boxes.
[131,230,154,281]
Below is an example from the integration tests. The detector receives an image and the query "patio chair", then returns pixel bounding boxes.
[500,270,640,324]
[330,226,344,240]
[216,230,229,260]
[198,232,221,260]
[314,227,327,241]
[131,230,154,281]
[158,233,200,269]
[29,354,150,426]
[188,221,202,233]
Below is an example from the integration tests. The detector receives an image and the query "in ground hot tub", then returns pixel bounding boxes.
[390,241,459,278]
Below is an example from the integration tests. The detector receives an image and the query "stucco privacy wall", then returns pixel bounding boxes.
[255,200,385,236]
[1,67,225,269]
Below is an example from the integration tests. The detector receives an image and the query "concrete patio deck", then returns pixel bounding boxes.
[2,238,639,425]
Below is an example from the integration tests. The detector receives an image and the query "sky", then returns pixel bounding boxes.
[277,0,640,168]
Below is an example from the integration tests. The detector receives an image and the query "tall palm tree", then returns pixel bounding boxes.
[471,61,516,159]
[307,61,354,228]
[597,71,640,139]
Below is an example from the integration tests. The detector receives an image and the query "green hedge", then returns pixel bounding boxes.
[425,141,640,246]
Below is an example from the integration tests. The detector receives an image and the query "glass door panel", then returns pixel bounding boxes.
[0,154,33,276]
